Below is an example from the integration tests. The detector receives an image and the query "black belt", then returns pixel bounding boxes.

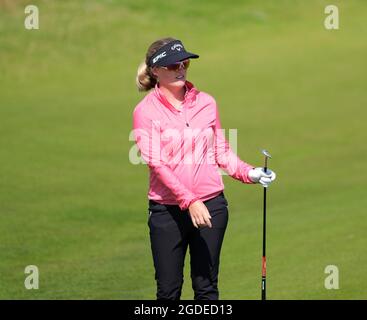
[149,191,224,206]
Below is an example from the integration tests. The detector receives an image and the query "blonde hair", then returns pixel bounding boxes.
[136,37,176,92]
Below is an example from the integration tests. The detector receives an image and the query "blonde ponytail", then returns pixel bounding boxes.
[136,61,157,92]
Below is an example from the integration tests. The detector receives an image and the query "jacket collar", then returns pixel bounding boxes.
[153,81,199,112]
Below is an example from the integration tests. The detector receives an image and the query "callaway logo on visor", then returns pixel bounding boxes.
[148,40,199,67]
[171,43,183,51]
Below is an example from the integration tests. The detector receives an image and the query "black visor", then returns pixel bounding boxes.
[148,40,199,67]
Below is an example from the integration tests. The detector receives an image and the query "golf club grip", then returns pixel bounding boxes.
[262,255,266,299]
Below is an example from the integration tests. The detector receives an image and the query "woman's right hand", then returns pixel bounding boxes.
[188,200,212,229]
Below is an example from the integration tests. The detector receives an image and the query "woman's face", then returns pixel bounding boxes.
[151,60,189,89]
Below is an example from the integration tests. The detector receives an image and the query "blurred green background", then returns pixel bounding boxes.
[0,0,366,299]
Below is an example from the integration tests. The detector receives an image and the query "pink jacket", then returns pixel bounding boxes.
[133,81,255,210]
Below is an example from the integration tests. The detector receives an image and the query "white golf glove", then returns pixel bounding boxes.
[248,167,276,188]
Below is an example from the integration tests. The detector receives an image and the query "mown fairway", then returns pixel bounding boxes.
[0,0,366,299]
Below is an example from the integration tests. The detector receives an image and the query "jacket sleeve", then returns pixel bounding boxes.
[133,108,200,210]
[213,101,255,184]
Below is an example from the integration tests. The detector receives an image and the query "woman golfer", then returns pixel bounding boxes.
[133,37,276,300]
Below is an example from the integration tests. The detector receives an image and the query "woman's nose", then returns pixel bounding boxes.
[178,62,187,70]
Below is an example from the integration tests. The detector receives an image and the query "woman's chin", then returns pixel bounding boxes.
[160,78,186,89]
[171,79,186,87]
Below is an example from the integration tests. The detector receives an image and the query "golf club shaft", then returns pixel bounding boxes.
[261,163,267,300]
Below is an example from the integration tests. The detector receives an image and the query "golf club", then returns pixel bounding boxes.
[261,149,272,300]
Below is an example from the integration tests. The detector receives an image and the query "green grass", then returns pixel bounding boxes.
[0,0,366,299]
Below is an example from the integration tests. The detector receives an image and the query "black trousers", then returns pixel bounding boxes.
[148,192,229,300]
